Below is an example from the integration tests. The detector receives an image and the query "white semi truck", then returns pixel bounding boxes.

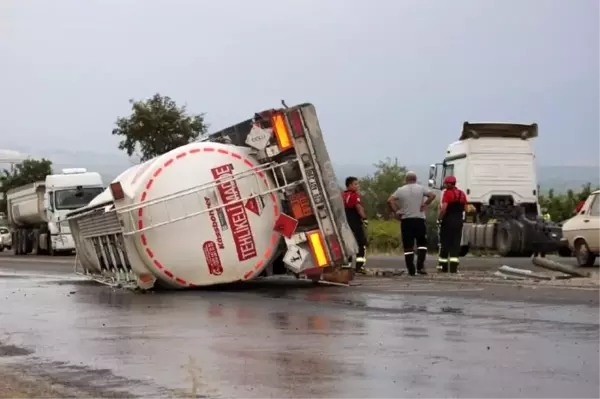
[7,169,104,255]
[65,103,359,290]
[428,122,566,257]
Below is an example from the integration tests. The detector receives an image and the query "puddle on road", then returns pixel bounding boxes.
[0,343,33,357]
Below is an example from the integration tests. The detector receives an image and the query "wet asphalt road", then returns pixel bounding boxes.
[0,253,598,398]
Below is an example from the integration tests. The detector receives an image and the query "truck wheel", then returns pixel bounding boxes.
[24,231,33,254]
[46,232,56,256]
[496,223,513,257]
[15,231,24,255]
[574,239,597,267]
[31,230,40,255]
[0,246,4,252]
[459,245,469,257]
[48,235,55,256]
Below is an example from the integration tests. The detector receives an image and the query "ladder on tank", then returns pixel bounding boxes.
[117,159,303,237]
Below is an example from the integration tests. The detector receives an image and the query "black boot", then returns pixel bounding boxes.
[449,260,459,274]
[416,248,428,275]
[437,260,448,273]
[404,252,416,276]
[355,262,366,274]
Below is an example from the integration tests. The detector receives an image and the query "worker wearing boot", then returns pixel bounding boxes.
[387,172,436,276]
[437,175,468,273]
[342,177,368,274]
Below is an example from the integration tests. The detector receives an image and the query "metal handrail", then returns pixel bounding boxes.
[119,158,303,236]
[121,181,302,236]
[117,159,297,214]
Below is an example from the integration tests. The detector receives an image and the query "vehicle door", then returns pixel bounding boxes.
[582,193,600,252]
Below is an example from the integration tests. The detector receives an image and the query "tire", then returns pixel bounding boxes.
[558,246,573,257]
[48,234,55,256]
[16,231,24,255]
[459,245,470,257]
[0,246,4,252]
[496,223,513,257]
[31,230,40,255]
[12,236,18,255]
[574,239,597,267]
[24,231,33,254]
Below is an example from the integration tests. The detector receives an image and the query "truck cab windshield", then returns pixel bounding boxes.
[54,187,104,210]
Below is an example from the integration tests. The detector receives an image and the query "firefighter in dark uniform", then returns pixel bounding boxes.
[342,176,368,274]
[437,176,468,273]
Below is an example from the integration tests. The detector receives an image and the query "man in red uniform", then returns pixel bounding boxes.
[437,176,468,273]
[343,177,368,274]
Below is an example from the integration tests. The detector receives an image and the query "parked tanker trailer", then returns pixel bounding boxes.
[65,103,359,290]
[428,122,567,257]
[6,169,104,255]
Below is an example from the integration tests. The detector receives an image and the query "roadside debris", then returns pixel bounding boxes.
[497,265,554,281]
[532,256,590,278]
[493,271,528,280]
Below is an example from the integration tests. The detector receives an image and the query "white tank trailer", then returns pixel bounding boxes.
[65,103,359,290]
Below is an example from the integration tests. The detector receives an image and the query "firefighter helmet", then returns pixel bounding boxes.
[443,175,457,185]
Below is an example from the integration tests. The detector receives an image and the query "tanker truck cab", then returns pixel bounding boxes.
[43,169,104,253]
[66,103,358,290]
[428,122,562,257]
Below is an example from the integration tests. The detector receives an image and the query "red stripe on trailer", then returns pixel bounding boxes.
[137,146,280,287]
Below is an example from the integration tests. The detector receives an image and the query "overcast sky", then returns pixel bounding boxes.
[1,0,598,167]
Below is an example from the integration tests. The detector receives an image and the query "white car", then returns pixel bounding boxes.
[0,227,11,252]
[561,190,600,267]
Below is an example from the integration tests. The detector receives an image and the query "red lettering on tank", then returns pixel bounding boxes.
[211,163,257,261]
[203,241,223,276]
[204,197,225,250]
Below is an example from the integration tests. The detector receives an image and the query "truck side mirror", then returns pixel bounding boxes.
[428,164,436,180]
[43,193,51,211]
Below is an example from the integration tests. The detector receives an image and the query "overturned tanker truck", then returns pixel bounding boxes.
[65,103,358,290]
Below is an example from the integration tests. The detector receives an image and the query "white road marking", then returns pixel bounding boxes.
[0,271,87,280]
[0,257,73,264]
[373,287,485,293]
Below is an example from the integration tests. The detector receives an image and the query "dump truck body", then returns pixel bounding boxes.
[7,169,104,255]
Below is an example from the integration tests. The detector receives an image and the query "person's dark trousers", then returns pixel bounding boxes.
[349,222,367,272]
[401,218,428,275]
[439,220,462,273]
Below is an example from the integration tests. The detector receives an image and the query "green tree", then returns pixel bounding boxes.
[0,158,53,213]
[358,157,407,219]
[539,183,599,222]
[112,93,209,162]
[358,158,442,251]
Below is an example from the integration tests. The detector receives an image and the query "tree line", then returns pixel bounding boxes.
[357,157,596,223]
[1,93,597,226]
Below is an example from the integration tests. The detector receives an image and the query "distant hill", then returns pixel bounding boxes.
[1,147,597,194]
[69,163,600,195]
[334,164,599,193]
